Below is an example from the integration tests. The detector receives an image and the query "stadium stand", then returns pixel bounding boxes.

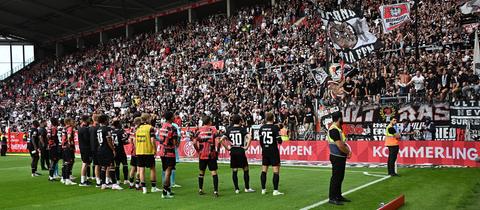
[0,0,479,137]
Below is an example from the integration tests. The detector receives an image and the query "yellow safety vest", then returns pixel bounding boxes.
[135,124,155,155]
[327,124,347,157]
[385,124,399,146]
[280,128,289,141]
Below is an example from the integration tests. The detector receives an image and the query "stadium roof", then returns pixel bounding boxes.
[0,0,209,44]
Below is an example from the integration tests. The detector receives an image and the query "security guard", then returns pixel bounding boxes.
[385,118,400,176]
[279,124,289,141]
[327,112,352,205]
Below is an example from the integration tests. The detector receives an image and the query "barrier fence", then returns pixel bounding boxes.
[4,130,479,167]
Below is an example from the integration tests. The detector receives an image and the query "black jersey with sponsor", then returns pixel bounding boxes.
[259,124,282,156]
[96,126,113,155]
[224,126,248,153]
[112,128,128,154]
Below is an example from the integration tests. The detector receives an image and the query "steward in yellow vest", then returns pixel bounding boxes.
[385,118,400,176]
[326,112,351,205]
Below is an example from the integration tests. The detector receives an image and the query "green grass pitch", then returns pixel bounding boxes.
[0,156,479,210]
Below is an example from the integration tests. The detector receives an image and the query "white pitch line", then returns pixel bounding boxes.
[362,172,389,178]
[283,167,381,174]
[300,173,391,210]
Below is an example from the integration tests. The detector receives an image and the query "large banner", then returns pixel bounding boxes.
[177,141,480,167]
[450,101,480,129]
[318,9,379,63]
[319,103,456,141]
[379,3,411,33]
[5,133,480,167]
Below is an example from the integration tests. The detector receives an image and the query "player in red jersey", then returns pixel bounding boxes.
[61,118,77,185]
[47,118,60,181]
[193,116,221,197]
[158,111,179,199]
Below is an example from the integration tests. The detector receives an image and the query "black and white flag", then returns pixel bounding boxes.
[318,9,379,63]
[310,68,329,85]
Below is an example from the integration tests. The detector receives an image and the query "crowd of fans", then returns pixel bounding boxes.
[0,0,479,139]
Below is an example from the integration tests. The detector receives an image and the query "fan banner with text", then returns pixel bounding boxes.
[8,134,478,167]
[379,3,411,33]
[318,8,379,63]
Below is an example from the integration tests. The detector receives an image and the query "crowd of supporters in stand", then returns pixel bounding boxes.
[0,0,479,139]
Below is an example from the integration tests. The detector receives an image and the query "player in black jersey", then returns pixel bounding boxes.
[89,114,101,187]
[112,120,129,185]
[96,114,122,190]
[28,120,41,177]
[38,121,49,171]
[78,115,92,186]
[259,112,284,196]
[221,114,255,194]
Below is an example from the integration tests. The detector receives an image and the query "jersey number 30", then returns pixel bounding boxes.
[229,133,243,146]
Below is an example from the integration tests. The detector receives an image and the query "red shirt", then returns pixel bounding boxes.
[130,127,137,156]
[47,126,58,147]
[196,126,218,160]
[173,116,182,127]
[159,123,178,158]
[61,126,75,150]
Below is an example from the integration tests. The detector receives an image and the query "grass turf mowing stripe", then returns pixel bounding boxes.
[300,173,390,210]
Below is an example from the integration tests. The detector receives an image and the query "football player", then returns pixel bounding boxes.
[221,114,255,194]
[259,112,284,196]
[193,116,221,197]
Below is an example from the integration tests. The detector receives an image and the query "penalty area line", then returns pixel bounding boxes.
[300,173,391,210]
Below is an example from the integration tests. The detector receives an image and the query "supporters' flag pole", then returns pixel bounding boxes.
[474,29,480,75]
